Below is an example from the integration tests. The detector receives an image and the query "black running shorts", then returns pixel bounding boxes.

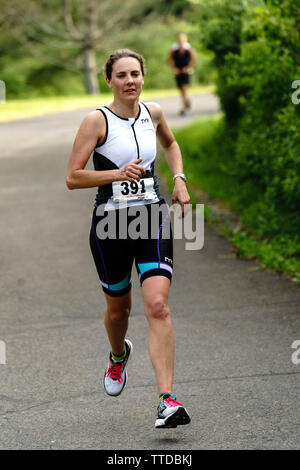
[89,200,173,297]
[175,73,191,88]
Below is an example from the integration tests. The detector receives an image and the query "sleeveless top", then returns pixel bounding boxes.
[93,102,163,210]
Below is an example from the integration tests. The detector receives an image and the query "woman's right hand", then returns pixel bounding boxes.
[117,158,146,182]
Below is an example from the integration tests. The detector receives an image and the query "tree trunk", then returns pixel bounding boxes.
[83,46,99,94]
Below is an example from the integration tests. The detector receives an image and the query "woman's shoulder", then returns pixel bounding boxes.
[77,109,106,140]
[82,109,106,126]
[142,101,162,119]
[171,42,191,50]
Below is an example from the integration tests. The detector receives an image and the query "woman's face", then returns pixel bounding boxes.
[178,33,187,44]
[106,57,144,102]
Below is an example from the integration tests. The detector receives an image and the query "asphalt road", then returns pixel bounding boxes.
[0,93,300,450]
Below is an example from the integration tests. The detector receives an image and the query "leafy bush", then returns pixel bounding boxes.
[192,0,300,239]
[160,116,300,284]
[169,0,300,281]
[224,42,300,237]
[27,65,85,96]
[195,0,248,124]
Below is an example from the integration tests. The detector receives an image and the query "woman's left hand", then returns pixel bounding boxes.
[172,179,191,217]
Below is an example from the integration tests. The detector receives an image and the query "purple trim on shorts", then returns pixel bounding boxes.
[157,211,170,269]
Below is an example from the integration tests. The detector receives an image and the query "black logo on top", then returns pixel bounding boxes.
[141,118,150,124]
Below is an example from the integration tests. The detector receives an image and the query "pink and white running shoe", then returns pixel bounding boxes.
[103,339,132,397]
[155,394,191,428]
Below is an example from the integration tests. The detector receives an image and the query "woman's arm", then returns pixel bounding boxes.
[66,111,145,190]
[66,111,115,189]
[146,102,190,212]
[167,49,180,75]
[189,47,197,68]
[167,48,175,69]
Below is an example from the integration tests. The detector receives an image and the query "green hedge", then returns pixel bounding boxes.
[172,0,300,282]
[159,116,300,284]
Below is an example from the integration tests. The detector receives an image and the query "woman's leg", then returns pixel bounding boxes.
[103,290,133,397]
[141,276,174,395]
[181,84,190,109]
[104,291,131,355]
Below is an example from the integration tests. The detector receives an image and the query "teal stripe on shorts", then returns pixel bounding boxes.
[101,273,131,291]
[137,262,160,275]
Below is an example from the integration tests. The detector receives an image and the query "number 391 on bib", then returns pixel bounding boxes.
[112,177,155,202]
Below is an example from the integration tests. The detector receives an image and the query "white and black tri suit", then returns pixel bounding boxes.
[89,103,173,297]
[171,42,192,88]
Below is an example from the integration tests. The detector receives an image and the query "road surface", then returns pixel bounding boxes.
[0,93,299,450]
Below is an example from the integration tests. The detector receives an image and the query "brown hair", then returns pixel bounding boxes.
[105,49,146,80]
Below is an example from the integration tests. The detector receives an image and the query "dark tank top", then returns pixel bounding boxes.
[173,48,191,69]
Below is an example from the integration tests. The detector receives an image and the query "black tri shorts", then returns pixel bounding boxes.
[89,200,173,297]
[175,73,191,88]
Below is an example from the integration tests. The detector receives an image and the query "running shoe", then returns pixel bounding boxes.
[103,339,133,397]
[155,394,191,428]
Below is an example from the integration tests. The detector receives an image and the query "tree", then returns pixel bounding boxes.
[0,0,150,94]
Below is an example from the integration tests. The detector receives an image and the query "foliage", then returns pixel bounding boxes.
[0,0,213,97]
[190,0,300,239]
[160,0,300,281]
[142,0,194,17]
[195,0,258,124]
[196,0,246,66]
[159,116,300,284]
[229,231,300,285]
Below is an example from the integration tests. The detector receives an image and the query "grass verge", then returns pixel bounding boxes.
[0,85,214,122]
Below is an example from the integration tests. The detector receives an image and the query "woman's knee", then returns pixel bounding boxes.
[106,296,131,322]
[105,292,131,321]
[106,306,130,324]
[145,296,170,321]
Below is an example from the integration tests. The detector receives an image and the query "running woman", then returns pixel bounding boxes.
[66,49,191,429]
[168,33,197,116]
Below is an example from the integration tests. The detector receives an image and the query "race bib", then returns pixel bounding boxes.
[112,177,156,203]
